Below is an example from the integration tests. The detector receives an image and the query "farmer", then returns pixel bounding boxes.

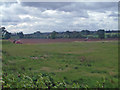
[13,39,17,43]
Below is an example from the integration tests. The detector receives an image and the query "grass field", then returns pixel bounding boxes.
[2,40,118,88]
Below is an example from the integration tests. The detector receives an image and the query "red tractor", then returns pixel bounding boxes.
[13,40,22,44]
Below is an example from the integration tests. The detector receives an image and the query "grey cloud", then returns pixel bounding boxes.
[0,2,17,6]
[58,2,118,13]
[21,2,118,13]
[22,17,31,22]
[1,2,118,33]
[109,12,118,17]
[1,14,21,22]
[1,22,18,26]
[0,3,31,25]
[113,18,118,21]
[21,2,72,10]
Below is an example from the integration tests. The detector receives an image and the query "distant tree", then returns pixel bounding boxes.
[97,29,105,39]
[1,27,6,38]
[65,31,71,38]
[66,31,71,34]
[111,34,118,38]
[71,31,81,38]
[0,27,11,39]
[4,32,11,39]
[50,31,57,39]
[106,34,111,38]
[17,32,24,38]
[81,30,90,35]
[34,31,41,34]
[34,31,41,37]
[1,27,5,31]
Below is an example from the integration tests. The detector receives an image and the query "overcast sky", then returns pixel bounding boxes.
[0,1,118,34]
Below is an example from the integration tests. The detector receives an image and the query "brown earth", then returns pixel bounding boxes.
[9,38,118,44]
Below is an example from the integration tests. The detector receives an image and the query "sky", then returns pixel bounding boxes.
[0,1,119,34]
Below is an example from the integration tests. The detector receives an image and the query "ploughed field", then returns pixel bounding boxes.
[9,38,117,44]
[2,40,118,88]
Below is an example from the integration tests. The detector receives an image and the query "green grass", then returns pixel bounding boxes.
[2,40,118,88]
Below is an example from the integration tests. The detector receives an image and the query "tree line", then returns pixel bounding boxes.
[0,27,119,39]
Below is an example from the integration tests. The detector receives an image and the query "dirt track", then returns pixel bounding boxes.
[9,38,118,44]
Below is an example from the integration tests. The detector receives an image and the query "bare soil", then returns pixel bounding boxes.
[9,38,118,44]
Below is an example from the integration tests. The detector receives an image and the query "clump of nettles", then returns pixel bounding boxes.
[2,73,67,88]
[2,72,109,88]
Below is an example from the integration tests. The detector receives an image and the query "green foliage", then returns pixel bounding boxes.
[81,30,90,35]
[2,72,118,88]
[0,27,11,39]
[1,27,119,39]
[105,33,119,38]
[50,31,57,39]
[2,72,66,88]
[4,32,11,39]
[17,32,24,38]
[97,29,105,39]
